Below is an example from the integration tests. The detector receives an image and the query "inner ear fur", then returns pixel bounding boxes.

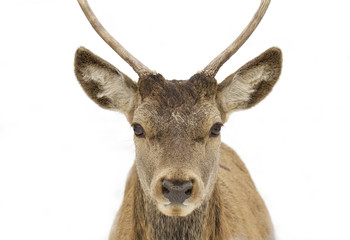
[217,47,282,115]
[74,47,137,114]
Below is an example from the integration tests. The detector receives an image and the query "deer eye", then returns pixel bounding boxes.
[210,123,223,137]
[132,124,145,137]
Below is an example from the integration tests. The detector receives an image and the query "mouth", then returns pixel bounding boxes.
[157,201,197,217]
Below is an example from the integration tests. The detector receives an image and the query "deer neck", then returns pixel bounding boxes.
[133,175,223,240]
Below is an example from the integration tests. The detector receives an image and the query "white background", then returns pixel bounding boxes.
[1,0,350,239]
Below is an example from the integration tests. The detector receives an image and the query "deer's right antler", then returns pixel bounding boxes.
[78,0,153,78]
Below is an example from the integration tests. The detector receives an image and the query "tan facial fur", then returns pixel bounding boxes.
[132,73,222,216]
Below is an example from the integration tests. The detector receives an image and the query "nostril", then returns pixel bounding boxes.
[162,185,170,194]
[162,179,193,204]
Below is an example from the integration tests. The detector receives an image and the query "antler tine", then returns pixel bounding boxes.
[77,0,153,77]
[202,0,271,77]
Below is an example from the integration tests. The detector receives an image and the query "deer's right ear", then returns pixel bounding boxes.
[74,47,137,115]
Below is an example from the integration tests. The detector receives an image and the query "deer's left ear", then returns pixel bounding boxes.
[217,47,282,115]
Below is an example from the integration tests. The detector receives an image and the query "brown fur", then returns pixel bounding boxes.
[74,47,282,240]
[138,73,217,105]
[109,144,273,240]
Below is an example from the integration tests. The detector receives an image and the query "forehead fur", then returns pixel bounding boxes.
[133,73,221,140]
[138,73,217,109]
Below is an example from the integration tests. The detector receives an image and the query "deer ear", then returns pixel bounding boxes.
[217,47,282,115]
[74,47,137,115]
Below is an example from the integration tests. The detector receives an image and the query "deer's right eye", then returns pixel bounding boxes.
[133,124,145,137]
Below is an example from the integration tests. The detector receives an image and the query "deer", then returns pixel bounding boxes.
[74,0,282,239]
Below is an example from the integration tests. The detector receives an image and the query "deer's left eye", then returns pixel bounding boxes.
[210,123,223,137]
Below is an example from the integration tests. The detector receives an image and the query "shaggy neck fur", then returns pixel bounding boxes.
[147,201,206,239]
[133,176,223,240]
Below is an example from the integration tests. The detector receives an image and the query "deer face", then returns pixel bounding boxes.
[74,47,282,216]
[133,74,222,216]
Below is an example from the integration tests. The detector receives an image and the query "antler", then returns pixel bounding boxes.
[77,0,153,77]
[201,0,271,77]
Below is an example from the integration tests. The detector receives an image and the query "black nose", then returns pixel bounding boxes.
[162,180,193,204]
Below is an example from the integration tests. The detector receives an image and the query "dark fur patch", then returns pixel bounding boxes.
[138,73,217,109]
[247,80,274,108]
[219,164,231,172]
